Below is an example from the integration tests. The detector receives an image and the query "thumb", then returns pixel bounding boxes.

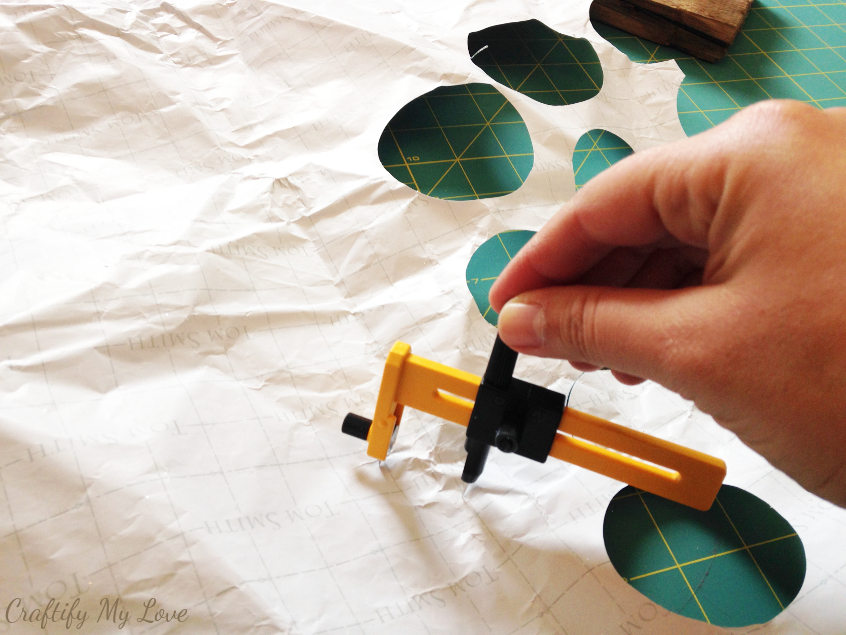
[497,284,720,393]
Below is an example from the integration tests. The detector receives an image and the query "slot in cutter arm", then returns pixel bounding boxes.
[343,337,725,510]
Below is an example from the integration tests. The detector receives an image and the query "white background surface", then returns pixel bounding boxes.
[1,1,844,632]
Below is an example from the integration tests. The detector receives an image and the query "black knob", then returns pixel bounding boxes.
[495,425,519,453]
[342,413,372,441]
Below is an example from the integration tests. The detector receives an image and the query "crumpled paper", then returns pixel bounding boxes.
[1,1,844,633]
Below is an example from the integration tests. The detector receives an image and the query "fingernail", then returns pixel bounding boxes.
[497,301,543,348]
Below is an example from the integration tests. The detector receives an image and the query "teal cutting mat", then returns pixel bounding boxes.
[378,0,846,199]
[597,0,846,134]
[604,485,806,627]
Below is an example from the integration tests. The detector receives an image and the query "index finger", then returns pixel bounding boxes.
[489,134,720,313]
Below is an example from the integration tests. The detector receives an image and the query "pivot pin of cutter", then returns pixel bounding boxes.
[343,337,726,511]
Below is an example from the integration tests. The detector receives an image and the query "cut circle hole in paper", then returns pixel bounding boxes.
[604,485,806,628]
[466,230,535,325]
[573,128,633,188]
[469,19,603,106]
[378,83,533,200]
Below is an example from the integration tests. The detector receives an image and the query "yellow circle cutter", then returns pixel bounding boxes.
[343,337,725,511]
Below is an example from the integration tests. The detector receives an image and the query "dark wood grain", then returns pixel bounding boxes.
[591,0,754,62]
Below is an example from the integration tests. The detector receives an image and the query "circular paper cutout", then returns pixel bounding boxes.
[468,19,603,106]
[378,83,533,200]
[603,485,806,627]
[465,230,535,325]
[573,128,633,188]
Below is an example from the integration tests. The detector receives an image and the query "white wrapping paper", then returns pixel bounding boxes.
[1,1,844,633]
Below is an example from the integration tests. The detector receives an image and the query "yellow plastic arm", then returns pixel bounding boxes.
[361,342,725,511]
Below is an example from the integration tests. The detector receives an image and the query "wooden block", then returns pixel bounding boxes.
[626,0,753,44]
[590,0,754,62]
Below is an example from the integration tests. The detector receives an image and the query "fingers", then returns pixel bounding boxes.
[496,284,716,394]
[484,102,846,506]
[489,123,731,313]
[493,102,846,316]
[568,361,645,385]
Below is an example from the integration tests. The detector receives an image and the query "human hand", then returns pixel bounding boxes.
[489,100,846,506]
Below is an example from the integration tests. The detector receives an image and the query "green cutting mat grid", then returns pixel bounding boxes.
[572,129,634,188]
[379,2,846,200]
[379,20,606,200]
[594,0,846,135]
[604,485,806,627]
[377,83,534,200]
[468,20,603,107]
[465,230,535,325]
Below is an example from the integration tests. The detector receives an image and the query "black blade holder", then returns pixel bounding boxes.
[461,336,566,483]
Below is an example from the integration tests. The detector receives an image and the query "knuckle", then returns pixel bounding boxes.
[745,98,809,119]
[734,99,817,141]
